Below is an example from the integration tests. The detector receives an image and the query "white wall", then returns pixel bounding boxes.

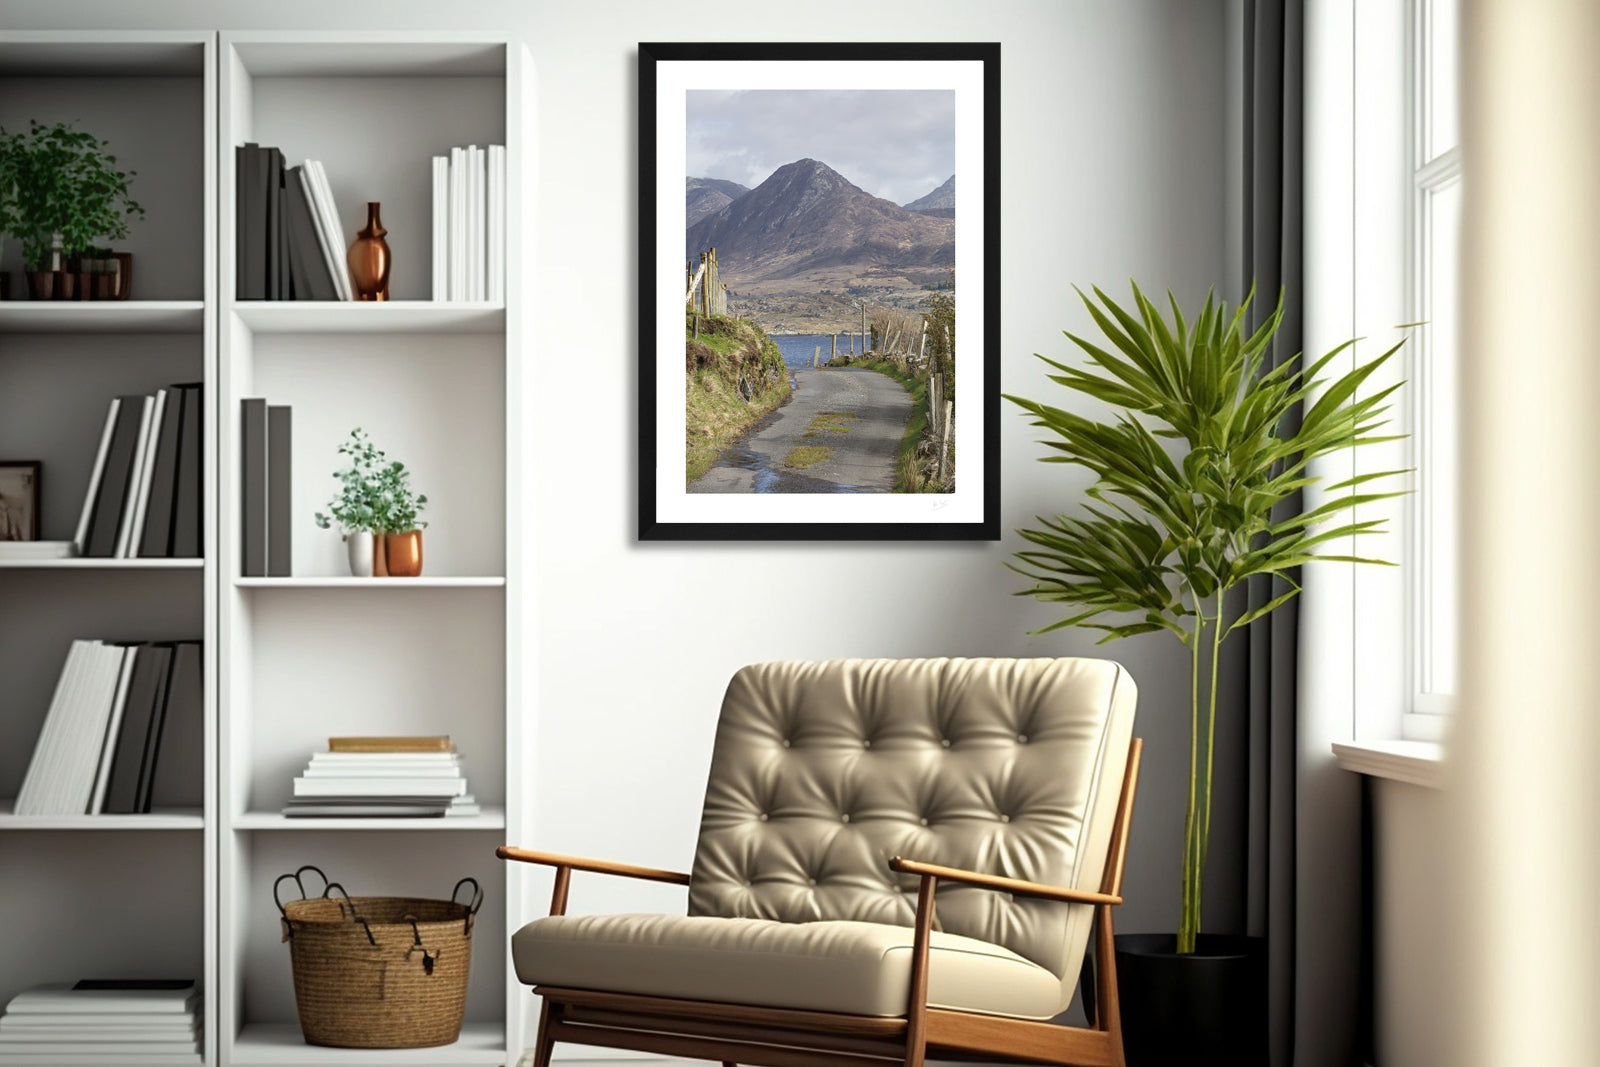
[6,0,1236,1035]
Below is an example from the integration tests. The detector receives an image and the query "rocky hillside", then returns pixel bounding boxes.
[686,159,954,284]
[903,174,955,215]
[686,177,750,227]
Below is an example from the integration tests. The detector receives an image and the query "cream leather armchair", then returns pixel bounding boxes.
[499,657,1141,1067]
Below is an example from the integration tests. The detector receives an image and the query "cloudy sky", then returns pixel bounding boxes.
[687,90,954,207]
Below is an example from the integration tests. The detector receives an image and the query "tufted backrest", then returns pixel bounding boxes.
[688,657,1136,1006]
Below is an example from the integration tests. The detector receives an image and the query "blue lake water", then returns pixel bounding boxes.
[771,333,859,369]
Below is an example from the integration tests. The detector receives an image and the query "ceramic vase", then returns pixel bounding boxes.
[345,531,374,577]
[383,531,423,577]
[347,201,390,301]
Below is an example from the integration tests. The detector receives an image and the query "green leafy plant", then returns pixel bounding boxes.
[0,119,145,271]
[1006,282,1405,954]
[313,428,385,535]
[372,458,428,534]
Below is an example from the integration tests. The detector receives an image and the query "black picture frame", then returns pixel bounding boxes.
[0,460,41,541]
[638,42,1000,541]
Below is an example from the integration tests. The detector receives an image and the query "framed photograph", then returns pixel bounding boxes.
[0,461,40,541]
[639,42,999,541]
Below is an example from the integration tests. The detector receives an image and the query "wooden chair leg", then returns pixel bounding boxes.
[531,998,558,1067]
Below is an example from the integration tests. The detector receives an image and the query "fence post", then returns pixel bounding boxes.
[814,346,820,369]
[937,401,953,484]
[832,335,837,364]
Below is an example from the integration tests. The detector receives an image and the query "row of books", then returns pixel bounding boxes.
[0,386,204,562]
[14,640,202,816]
[239,398,291,577]
[284,735,479,818]
[432,143,506,302]
[236,146,352,301]
[0,980,200,1065]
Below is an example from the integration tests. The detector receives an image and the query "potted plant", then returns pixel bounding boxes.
[314,428,384,576]
[372,457,428,578]
[0,119,145,300]
[1006,283,1405,1067]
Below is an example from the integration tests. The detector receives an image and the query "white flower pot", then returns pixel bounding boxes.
[344,531,374,577]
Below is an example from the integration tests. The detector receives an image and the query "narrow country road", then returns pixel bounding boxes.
[689,367,912,493]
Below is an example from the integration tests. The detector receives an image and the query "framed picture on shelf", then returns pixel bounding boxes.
[638,42,1000,541]
[0,461,41,541]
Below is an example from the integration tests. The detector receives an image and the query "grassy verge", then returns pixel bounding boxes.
[848,360,938,493]
[685,315,792,484]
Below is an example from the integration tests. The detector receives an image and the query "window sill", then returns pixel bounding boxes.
[1331,739,1444,789]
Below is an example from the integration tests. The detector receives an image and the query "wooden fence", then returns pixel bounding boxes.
[686,247,728,318]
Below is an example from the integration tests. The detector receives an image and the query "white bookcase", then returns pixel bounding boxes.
[0,21,220,1061]
[1,28,531,1067]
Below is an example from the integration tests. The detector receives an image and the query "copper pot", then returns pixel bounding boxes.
[347,201,391,301]
[383,531,423,577]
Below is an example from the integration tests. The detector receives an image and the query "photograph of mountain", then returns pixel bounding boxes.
[639,44,998,540]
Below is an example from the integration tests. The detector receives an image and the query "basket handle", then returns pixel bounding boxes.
[452,877,483,934]
[320,882,377,946]
[273,865,330,917]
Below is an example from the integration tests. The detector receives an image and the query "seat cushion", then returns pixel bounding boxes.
[512,912,1065,1020]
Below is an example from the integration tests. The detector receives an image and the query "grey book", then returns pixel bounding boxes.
[239,143,267,300]
[101,644,173,816]
[267,405,292,577]
[241,398,267,577]
[284,166,337,300]
[73,398,121,556]
[85,396,149,558]
[138,388,183,557]
[147,641,202,813]
[171,384,203,558]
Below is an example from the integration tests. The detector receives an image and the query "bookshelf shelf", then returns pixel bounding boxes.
[233,806,505,831]
[0,557,204,570]
[233,576,505,589]
[0,801,205,830]
[232,1022,504,1064]
[0,301,207,335]
[233,301,504,335]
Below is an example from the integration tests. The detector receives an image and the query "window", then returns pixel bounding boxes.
[1406,0,1459,734]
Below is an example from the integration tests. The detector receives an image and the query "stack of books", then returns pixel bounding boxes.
[0,979,201,1065]
[432,143,506,301]
[236,145,351,301]
[283,736,479,818]
[0,386,208,563]
[13,640,203,816]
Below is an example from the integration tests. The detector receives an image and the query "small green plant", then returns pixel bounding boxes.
[372,459,428,534]
[314,428,385,535]
[0,119,145,271]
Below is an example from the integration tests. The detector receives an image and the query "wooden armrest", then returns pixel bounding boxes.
[496,846,692,886]
[887,857,1122,907]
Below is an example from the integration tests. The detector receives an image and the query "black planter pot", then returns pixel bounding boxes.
[1115,933,1267,1067]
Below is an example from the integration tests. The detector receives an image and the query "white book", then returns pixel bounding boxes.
[36,641,101,815]
[292,776,467,798]
[302,161,351,300]
[55,644,130,814]
[432,155,448,300]
[4,983,197,1015]
[123,389,168,557]
[1,1017,199,1032]
[314,159,354,300]
[72,398,121,555]
[449,146,465,301]
[297,166,345,302]
[88,646,140,814]
[488,144,505,303]
[13,641,92,815]
[307,751,461,764]
[113,396,155,559]
[0,1039,199,1054]
[0,1053,200,1065]
[0,541,77,559]
[471,145,485,301]
[301,765,465,778]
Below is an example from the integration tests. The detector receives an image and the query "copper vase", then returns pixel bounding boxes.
[383,531,423,577]
[347,201,390,301]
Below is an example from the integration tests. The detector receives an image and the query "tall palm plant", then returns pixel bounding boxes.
[1006,282,1405,954]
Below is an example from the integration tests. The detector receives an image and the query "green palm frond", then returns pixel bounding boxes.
[1008,280,1409,953]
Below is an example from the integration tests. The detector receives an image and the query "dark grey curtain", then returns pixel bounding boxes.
[1238,3,1303,1067]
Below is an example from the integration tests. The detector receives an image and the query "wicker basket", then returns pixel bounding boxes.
[275,865,482,1049]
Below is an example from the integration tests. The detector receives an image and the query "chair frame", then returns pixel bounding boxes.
[497,738,1142,1067]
